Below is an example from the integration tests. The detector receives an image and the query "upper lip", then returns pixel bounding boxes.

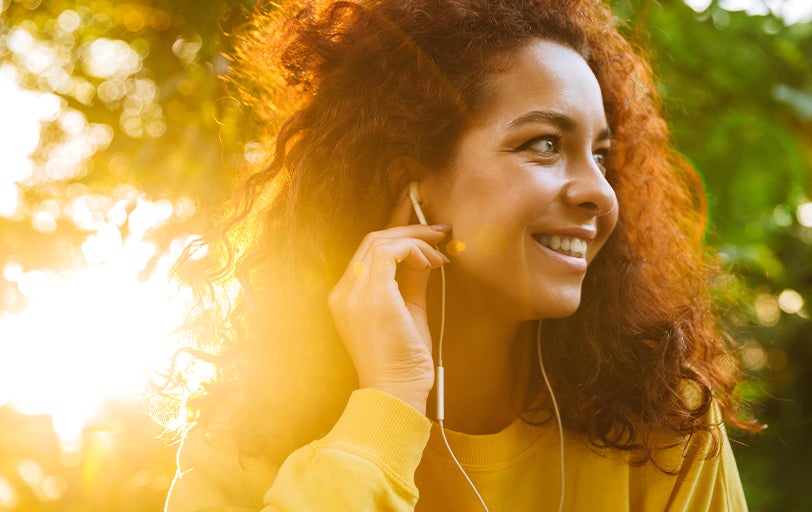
[531,226,597,241]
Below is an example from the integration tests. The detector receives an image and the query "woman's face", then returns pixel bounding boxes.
[423,38,618,323]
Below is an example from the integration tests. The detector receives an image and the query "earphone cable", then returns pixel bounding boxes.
[537,321,565,512]
[436,264,490,512]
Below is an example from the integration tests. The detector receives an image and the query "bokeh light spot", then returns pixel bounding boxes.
[149,9,172,31]
[777,289,804,314]
[40,475,68,501]
[0,182,23,218]
[174,197,196,219]
[59,109,86,134]
[446,240,466,257]
[72,79,96,104]
[244,141,268,164]
[797,202,812,227]
[742,340,767,371]
[7,27,35,55]
[171,35,202,65]
[678,379,704,409]
[57,10,82,32]
[82,38,142,79]
[772,204,793,227]
[3,260,24,282]
[754,293,781,326]
[0,476,18,508]
[32,199,60,233]
[122,8,147,32]
[17,459,43,487]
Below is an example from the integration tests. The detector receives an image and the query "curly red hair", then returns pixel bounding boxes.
[164,0,758,470]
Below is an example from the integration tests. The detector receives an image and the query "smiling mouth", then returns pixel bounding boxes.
[533,234,587,258]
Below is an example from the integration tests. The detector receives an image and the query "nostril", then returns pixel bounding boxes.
[579,201,600,213]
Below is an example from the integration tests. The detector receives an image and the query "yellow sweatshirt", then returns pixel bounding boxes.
[165,388,747,511]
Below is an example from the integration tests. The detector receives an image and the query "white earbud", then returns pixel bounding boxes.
[408,181,429,225]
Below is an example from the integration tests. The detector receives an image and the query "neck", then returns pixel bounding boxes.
[429,287,536,434]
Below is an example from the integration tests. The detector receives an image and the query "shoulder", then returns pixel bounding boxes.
[629,401,748,511]
[166,409,280,510]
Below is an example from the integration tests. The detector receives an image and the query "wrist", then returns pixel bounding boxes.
[362,382,431,415]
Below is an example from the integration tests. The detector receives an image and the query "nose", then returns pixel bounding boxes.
[563,156,617,217]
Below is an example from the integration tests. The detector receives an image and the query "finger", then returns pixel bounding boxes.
[337,227,446,296]
[354,224,450,261]
[367,238,447,288]
[398,240,449,270]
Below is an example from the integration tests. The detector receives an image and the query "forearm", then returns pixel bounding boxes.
[166,388,432,512]
[262,388,431,511]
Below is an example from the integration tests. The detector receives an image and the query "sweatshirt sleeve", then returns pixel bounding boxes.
[165,388,432,512]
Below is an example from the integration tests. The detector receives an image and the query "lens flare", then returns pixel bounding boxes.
[0,202,196,448]
[0,260,190,446]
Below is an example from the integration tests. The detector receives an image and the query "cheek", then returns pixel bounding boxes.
[602,207,619,235]
[591,209,619,257]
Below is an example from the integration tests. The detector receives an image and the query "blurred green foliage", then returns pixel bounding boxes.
[614,2,812,510]
[0,0,809,510]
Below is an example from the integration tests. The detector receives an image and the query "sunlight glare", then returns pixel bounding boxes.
[0,260,190,445]
[0,195,199,447]
[0,65,61,217]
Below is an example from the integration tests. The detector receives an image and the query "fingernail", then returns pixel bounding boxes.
[431,224,451,232]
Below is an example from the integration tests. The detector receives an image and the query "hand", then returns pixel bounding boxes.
[328,193,450,414]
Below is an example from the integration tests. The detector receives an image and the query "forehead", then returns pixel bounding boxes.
[476,39,606,128]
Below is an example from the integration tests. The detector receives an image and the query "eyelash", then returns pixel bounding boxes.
[517,135,610,173]
[592,148,609,170]
[517,134,562,155]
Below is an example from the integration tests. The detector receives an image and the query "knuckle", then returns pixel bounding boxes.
[371,242,393,259]
[362,229,387,244]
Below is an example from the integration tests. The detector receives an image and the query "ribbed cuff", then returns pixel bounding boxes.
[323,388,432,485]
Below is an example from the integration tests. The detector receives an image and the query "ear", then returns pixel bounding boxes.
[387,157,432,200]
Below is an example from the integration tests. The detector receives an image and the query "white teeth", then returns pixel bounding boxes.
[536,235,587,257]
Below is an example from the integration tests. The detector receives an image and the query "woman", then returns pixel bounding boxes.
[163,0,757,510]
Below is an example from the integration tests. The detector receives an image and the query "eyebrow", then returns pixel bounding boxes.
[507,110,612,141]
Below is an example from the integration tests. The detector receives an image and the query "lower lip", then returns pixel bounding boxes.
[534,241,588,273]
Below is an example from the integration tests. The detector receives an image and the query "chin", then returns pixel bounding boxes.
[531,293,582,320]
[543,306,580,320]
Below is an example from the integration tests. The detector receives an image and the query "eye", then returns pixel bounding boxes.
[518,135,560,155]
[592,148,609,173]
